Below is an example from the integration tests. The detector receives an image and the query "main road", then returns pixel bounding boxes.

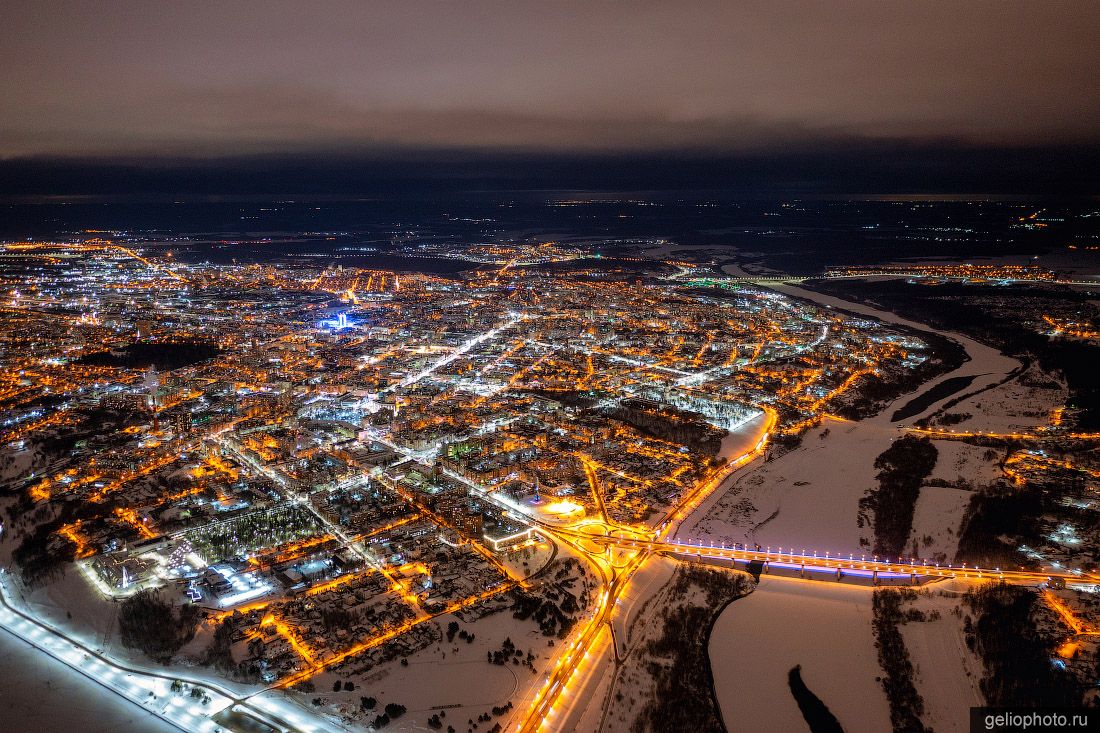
[504,407,1082,733]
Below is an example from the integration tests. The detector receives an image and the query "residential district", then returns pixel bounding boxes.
[1,238,1099,733]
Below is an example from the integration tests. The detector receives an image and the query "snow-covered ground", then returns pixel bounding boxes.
[610,555,678,658]
[718,411,770,463]
[0,444,36,486]
[27,569,120,649]
[693,282,1041,733]
[685,418,894,556]
[0,624,180,733]
[563,558,682,733]
[0,276,1067,733]
[559,626,616,733]
[926,441,1003,487]
[601,565,740,732]
[907,486,971,562]
[668,411,774,539]
[927,364,1066,434]
[709,575,891,733]
[307,611,529,722]
[299,556,589,731]
[901,587,986,733]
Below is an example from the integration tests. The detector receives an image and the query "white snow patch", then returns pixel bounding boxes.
[926,441,1003,488]
[908,486,972,562]
[901,592,986,733]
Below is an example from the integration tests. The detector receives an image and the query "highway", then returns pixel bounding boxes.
[907,426,1100,442]
[503,407,1089,732]
[507,411,775,732]
[0,570,340,733]
[202,406,1087,733]
[7,388,1080,733]
[518,549,647,733]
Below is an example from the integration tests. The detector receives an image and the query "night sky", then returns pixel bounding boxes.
[1,2,1098,195]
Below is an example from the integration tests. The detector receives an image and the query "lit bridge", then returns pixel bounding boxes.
[537,528,1086,589]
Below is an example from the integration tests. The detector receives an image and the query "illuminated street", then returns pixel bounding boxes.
[1,4,1099,728]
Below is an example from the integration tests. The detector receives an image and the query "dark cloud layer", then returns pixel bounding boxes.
[3,144,1097,197]
[1,1,1098,158]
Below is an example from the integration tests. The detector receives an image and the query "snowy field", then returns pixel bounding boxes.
[668,411,775,538]
[601,565,743,732]
[298,574,581,731]
[709,576,891,733]
[718,411,770,462]
[925,441,1003,488]
[927,364,1066,434]
[907,485,972,562]
[307,611,527,719]
[901,587,986,733]
[610,555,678,658]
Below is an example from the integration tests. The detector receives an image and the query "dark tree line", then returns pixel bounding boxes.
[369,703,406,729]
[510,590,575,638]
[954,483,1044,568]
[12,519,77,586]
[859,436,938,557]
[871,589,929,733]
[891,375,977,422]
[604,402,726,456]
[78,340,222,370]
[965,583,1081,707]
[630,566,751,733]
